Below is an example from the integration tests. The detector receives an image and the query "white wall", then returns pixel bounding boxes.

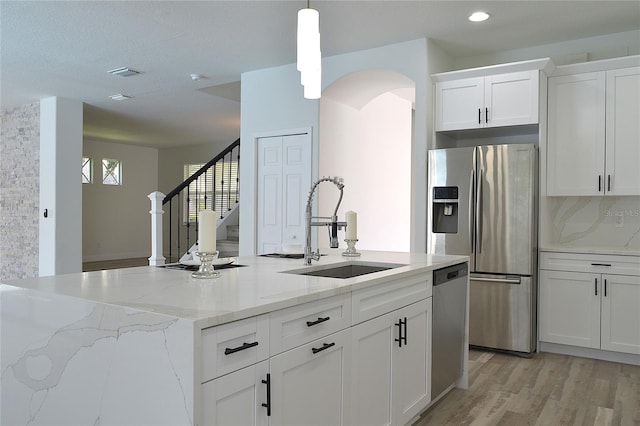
[454,30,640,70]
[319,92,412,252]
[82,139,158,262]
[40,97,83,276]
[240,38,428,255]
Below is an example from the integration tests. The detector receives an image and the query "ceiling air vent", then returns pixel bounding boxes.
[107,67,141,77]
[109,94,131,101]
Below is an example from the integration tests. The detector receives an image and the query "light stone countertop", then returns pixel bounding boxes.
[4,250,468,329]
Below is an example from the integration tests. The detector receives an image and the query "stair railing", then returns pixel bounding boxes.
[149,138,239,265]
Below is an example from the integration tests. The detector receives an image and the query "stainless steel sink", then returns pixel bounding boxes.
[282,261,404,279]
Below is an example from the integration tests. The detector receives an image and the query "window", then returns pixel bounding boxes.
[102,158,122,185]
[184,163,211,223]
[183,160,239,223]
[82,157,92,184]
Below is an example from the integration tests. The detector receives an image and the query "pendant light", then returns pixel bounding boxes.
[297,2,321,99]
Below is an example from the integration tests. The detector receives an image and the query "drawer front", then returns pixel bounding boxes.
[352,273,430,325]
[540,251,640,276]
[201,314,269,383]
[270,293,351,355]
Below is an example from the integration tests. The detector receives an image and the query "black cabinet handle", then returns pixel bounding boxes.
[478,108,481,124]
[608,175,611,192]
[312,342,335,354]
[224,341,259,355]
[598,175,602,192]
[403,317,408,346]
[485,107,489,123]
[595,278,598,296]
[604,279,607,297]
[261,373,271,416]
[395,318,407,347]
[591,263,612,267]
[306,316,330,327]
[395,319,403,347]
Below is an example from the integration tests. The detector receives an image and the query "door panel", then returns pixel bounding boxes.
[469,275,534,352]
[601,274,640,354]
[427,147,475,262]
[475,144,536,275]
[256,133,311,254]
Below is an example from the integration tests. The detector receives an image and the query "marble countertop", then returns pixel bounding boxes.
[539,246,640,257]
[3,250,467,329]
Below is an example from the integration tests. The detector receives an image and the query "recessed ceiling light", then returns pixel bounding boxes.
[190,74,206,81]
[468,11,490,22]
[107,67,141,77]
[109,94,131,101]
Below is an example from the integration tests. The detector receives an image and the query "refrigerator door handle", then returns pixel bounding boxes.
[476,170,483,253]
[469,170,475,252]
[471,276,522,284]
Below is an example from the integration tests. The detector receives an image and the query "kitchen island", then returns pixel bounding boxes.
[1,250,468,425]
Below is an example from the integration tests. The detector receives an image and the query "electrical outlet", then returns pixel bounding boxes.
[615,214,624,228]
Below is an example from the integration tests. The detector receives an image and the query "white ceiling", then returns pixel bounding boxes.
[2,1,639,148]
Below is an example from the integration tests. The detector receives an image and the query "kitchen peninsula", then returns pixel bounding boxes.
[1,250,468,425]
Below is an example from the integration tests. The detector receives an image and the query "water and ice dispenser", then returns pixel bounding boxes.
[432,186,458,234]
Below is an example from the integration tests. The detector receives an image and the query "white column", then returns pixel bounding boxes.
[148,191,166,266]
[39,97,83,276]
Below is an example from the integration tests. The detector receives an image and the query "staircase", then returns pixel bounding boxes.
[150,139,240,264]
[217,224,239,257]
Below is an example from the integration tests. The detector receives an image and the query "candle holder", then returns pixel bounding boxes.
[191,251,221,279]
[342,239,361,257]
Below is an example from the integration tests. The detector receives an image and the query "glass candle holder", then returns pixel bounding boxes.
[191,251,221,279]
[342,239,361,257]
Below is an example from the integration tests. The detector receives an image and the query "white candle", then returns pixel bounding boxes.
[198,210,217,253]
[345,210,357,240]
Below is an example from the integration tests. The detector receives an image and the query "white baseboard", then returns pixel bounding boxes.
[539,341,640,366]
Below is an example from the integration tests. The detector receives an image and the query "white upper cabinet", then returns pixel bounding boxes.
[547,62,640,196]
[605,67,640,196]
[435,70,539,131]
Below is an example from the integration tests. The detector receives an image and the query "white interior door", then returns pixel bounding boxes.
[257,133,311,254]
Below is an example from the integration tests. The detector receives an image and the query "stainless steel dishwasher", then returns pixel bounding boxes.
[431,262,468,398]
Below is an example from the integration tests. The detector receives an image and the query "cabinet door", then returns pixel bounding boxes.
[539,270,601,348]
[349,299,431,426]
[435,77,484,131]
[605,66,640,195]
[270,328,351,426]
[350,310,394,426]
[201,360,269,426]
[601,274,640,354]
[547,72,606,196]
[485,70,539,128]
[393,298,431,426]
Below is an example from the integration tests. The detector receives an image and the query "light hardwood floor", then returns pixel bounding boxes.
[82,257,151,272]
[416,349,640,426]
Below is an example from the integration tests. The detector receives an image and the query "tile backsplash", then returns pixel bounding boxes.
[541,196,640,251]
[0,103,40,280]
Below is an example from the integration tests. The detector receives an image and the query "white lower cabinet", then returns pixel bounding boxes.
[539,270,601,348]
[601,274,640,354]
[539,252,640,355]
[270,329,351,426]
[200,273,437,425]
[350,298,431,426]
[201,361,270,426]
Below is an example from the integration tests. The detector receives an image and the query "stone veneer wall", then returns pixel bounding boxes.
[0,103,40,280]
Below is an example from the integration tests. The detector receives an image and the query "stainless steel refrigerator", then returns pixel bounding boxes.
[427,144,537,354]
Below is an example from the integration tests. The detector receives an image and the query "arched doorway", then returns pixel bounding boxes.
[319,70,415,252]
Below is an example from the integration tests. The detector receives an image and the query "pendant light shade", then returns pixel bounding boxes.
[297,6,321,99]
